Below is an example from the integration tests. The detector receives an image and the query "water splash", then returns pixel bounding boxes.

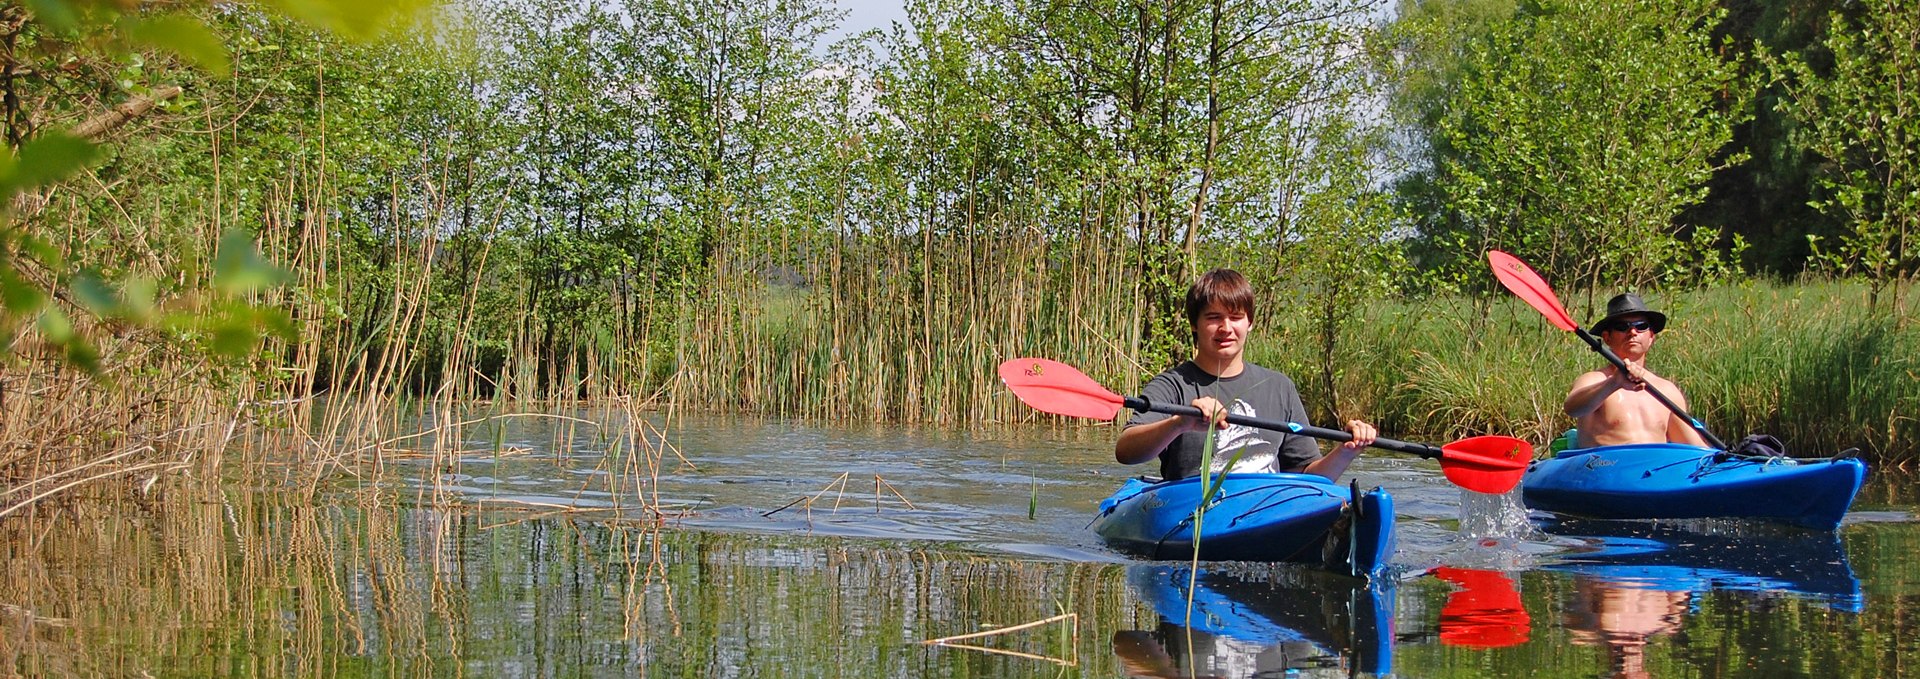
[1457,487,1536,541]
[1429,487,1555,572]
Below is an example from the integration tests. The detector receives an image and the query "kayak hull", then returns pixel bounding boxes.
[1090,473,1394,578]
[1522,443,1866,531]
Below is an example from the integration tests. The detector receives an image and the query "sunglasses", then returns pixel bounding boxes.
[1604,319,1655,333]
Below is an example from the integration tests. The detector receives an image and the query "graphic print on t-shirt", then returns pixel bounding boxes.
[1214,398,1276,473]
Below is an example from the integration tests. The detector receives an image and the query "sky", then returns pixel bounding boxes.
[828,0,910,44]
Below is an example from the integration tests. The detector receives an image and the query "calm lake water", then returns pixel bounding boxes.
[5,410,1917,677]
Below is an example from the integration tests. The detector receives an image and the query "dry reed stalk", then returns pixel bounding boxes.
[0,323,254,516]
[923,640,1078,666]
[920,611,1079,647]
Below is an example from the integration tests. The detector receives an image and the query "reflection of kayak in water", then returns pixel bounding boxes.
[1091,474,1394,578]
[1116,564,1393,676]
[1537,517,1863,612]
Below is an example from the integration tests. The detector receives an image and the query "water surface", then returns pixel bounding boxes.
[5,411,1915,677]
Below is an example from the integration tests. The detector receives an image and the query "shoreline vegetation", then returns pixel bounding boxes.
[0,0,1916,520]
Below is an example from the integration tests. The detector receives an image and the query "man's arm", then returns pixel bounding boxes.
[1566,365,1652,418]
[1115,396,1223,465]
[1116,415,1191,465]
[1563,370,1618,418]
[1292,420,1377,481]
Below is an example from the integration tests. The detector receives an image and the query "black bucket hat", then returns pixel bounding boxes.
[1590,293,1667,334]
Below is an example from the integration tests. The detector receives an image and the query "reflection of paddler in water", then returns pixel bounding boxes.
[1563,576,1688,679]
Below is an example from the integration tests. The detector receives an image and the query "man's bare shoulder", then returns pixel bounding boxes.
[1645,373,1688,406]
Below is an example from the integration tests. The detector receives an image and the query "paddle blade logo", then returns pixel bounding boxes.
[1025,362,1043,377]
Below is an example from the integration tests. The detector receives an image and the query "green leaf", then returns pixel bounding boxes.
[209,322,260,357]
[64,340,100,373]
[212,229,291,295]
[119,277,157,321]
[23,0,78,32]
[38,307,75,342]
[6,132,99,190]
[266,0,429,40]
[70,270,117,315]
[121,15,232,75]
[0,269,47,314]
[17,233,63,267]
[256,308,296,340]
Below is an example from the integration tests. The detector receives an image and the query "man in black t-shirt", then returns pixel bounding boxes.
[1115,269,1377,481]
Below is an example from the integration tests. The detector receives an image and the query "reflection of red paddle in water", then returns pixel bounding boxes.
[1435,567,1531,649]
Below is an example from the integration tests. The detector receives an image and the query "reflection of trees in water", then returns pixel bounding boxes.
[1563,577,1688,679]
[0,476,1146,676]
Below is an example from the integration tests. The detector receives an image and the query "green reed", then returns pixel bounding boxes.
[1251,279,1919,462]
[704,268,1916,464]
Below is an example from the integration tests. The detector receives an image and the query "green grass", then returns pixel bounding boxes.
[1251,279,1919,463]
[717,275,1917,465]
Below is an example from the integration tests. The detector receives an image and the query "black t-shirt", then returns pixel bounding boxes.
[1124,361,1323,480]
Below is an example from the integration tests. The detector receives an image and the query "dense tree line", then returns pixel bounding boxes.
[1,0,1913,424]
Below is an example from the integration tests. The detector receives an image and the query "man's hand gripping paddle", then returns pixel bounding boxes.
[997,358,1530,494]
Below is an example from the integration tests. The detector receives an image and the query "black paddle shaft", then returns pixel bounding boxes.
[1573,328,1729,450]
[1123,396,1444,458]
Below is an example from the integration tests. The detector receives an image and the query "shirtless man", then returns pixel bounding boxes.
[1562,293,1708,448]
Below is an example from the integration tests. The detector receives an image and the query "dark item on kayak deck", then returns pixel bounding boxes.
[1728,433,1788,458]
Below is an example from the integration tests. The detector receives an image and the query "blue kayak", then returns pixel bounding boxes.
[1090,473,1394,578]
[1523,443,1866,530]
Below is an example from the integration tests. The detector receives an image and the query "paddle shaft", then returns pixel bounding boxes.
[1573,327,1729,450]
[1122,396,1445,458]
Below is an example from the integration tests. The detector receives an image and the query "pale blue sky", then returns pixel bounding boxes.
[829,0,909,43]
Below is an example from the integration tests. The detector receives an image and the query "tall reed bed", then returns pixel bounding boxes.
[1,190,270,514]
[686,227,1916,463]
[675,182,1155,427]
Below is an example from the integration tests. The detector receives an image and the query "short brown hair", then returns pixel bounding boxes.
[1185,269,1255,324]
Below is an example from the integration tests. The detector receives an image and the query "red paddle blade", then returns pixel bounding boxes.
[997,357,1127,420]
[1486,250,1578,332]
[1435,567,1531,649]
[1439,435,1532,494]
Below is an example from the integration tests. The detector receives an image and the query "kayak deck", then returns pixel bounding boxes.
[1090,473,1394,578]
[1522,443,1866,530]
